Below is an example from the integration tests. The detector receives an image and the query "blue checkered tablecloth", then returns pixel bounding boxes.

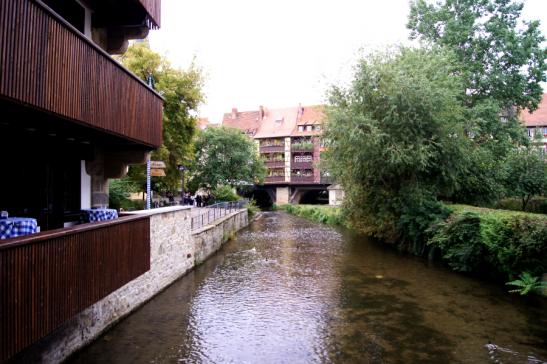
[0,217,38,239]
[80,208,118,223]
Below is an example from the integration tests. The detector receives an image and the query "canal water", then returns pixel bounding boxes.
[70,212,546,364]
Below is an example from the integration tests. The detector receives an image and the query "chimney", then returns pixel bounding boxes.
[259,105,265,120]
[231,108,238,120]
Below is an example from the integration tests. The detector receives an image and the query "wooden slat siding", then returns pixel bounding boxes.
[0,216,151,362]
[137,0,161,28]
[0,0,163,148]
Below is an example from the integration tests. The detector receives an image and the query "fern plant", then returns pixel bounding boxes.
[506,272,547,295]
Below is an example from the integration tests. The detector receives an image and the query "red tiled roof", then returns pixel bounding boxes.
[222,105,327,139]
[254,107,300,139]
[521,93,547,127]
[292,105,325,136]
[298,105,325,125]
[197,117,211,130]
[222,109,261,136]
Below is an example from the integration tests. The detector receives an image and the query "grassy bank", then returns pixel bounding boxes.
[275,204,346,227]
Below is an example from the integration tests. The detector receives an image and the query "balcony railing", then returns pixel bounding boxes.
[260,145,285,153]
[291,175,315,183]
[0,215,150,362]
[265,160,285,168]
[291,161,314,169]
[0,0,163,148]
[265,176,286,183]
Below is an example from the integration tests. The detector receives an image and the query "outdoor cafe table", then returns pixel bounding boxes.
[0,217,38,239]
[80,208,118,223]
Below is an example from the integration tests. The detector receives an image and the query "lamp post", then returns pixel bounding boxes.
[177,164,187,204]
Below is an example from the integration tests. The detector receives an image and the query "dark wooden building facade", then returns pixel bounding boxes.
[0,0,162,360]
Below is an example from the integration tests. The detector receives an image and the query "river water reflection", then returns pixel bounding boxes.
[70,212,546,363]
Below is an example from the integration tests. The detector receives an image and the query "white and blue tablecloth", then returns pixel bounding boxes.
[80,208,118,223]
[0,217,38,239]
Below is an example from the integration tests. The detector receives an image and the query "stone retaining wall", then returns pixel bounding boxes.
[12,206,249,363]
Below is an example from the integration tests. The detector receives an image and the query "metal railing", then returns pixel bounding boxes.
[191,200,248,230]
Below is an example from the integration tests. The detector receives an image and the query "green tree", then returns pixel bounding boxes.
[119,43,204,193]
[503,147,546,210]
[408,0,547,112]
[324,47,466,247]
[192,126,266,188]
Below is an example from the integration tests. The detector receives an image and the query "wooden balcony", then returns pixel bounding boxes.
[291,175,315,184]
[0,0,163,148]
[260,145,285,153]
[138,0,162,28]
[265,160,285,168]
[291,161,314,169]
[265,176,286,183]
[0,215,151,362]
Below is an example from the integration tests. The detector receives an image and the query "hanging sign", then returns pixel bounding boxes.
[151,168,166,177]
[150,161,166,169]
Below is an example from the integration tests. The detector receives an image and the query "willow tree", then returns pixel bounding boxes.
[119,43,204,192]
[324,47,467,249]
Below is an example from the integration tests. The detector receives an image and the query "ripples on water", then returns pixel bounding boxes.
[70,212,547,364]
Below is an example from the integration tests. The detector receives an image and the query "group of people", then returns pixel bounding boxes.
[155,191,211,208]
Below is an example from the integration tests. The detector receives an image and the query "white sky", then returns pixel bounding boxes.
[149,0,547,122]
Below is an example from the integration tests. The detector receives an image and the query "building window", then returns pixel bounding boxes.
[298,126,304,132]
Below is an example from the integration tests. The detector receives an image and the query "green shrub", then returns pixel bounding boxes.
[211,185,239,202]
[506,272,547,296]
[429,205,547,281]
[247,199,261,219]
[428,212,488,272]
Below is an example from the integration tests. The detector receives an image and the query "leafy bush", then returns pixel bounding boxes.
[109,178,139,211]
[428,212,487,273]
[429,205,547,281]
[211,185,239,202]
[247,199,260,219]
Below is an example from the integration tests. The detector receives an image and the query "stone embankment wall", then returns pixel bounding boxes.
[13,206,248,364]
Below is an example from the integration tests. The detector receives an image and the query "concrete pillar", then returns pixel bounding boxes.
[284,137,291,182]
[80,161,91,209]
[85,148,149,208]
[276,187,290,204]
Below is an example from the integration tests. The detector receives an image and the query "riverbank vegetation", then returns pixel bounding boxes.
[276,204,345,227]
[321,0,546,294]
[280,204,546,294]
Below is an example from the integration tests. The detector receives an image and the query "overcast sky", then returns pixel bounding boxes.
[149,0,547,122]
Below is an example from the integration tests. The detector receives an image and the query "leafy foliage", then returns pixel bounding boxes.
[192,126,266,188]
[108,178,142,211]
[503,147,547,211]
[429,205,547,280]
[506,272,547,296]
[119,43,204,193]
[323,47,467,246]
[428,211,487,272]
[211,185,239,202]
[278,204,346,227]
[408,0,547,112]
[505,272,547,296]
